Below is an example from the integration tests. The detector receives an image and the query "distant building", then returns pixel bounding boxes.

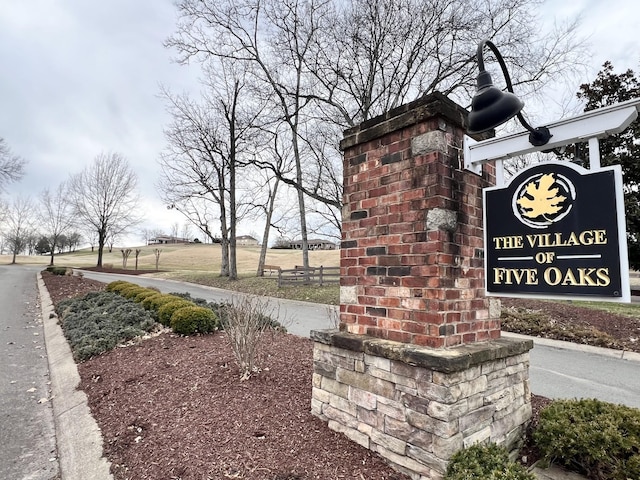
[148,236,192,245]
[288,239,337,250]
[236,235,259,246]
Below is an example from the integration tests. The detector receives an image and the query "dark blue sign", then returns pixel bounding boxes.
[484,161,629,301]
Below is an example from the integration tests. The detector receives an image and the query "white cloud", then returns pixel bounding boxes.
[0,0,638,246]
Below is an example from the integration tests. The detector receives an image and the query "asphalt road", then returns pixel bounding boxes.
[528,343,640,408]
[79,270,339,338]
[81,270,640,408]
[0,265,59,480]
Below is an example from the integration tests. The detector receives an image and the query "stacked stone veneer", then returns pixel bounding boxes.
[311,93,533,479]
[311,331,533,480]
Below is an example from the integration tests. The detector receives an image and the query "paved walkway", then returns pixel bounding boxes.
[0,265,58,480]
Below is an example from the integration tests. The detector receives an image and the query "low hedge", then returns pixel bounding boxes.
[104,282,284,336]
[141,293,183,312]
[119,285,148,299]
[157,299,194,326]
[133,290,161,303]
[45,266,69,276]
[445,443,535,480]
[533,398,640,479]
[170,306,218,335]
[105,280,136,293]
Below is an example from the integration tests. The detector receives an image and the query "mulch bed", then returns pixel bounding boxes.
[42,271,640,478]
[43,272,408,479]
[82,266,164,276]
[501,297,640,353]
[78,332,408,480]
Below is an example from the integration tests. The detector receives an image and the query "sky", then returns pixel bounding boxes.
[1,0,639,247]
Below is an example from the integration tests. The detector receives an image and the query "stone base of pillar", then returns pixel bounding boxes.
[311,330,533,480]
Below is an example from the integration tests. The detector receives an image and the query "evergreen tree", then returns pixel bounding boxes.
[576,62,640,269]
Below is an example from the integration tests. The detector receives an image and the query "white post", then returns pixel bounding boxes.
[588,137,601,170]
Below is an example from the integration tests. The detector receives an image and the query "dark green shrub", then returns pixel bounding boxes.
[169,291,217,309]
[141,293,181,312]
[533,398,640,480]
[45,266,68,276]
[445,443,535,480]
[157,299,194,326]
[170,292,286,333]
[170,306,218,335]
[56,291,157,362]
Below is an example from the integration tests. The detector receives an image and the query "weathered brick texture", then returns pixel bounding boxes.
[314,93,533,479]
[340,92,497,347]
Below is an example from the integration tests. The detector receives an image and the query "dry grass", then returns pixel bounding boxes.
[2,244,341,304]
[1,244,339,273]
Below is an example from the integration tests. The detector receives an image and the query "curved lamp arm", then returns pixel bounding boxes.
[471,39,552,147]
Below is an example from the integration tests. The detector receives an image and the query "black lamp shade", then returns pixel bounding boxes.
[467,72,524,134]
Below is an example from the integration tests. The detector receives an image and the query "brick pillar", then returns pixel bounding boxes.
[312,93,533,479]
[339,92,498,348]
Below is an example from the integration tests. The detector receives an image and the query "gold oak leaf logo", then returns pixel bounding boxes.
[516,173,567,219]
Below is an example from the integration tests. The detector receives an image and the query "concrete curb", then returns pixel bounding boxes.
[38,273,113,480]
[502,331,640,363]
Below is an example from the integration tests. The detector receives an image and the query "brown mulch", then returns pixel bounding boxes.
[40,271,640,478]
[42,272,408,480]
[501,297,640,353]
[78,332,408,480]
[43,272,106,306]
[82,266,165,276]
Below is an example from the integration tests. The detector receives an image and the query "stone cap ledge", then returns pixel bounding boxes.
[311,329,533,374]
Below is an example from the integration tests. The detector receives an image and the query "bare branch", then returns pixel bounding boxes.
[0,137,26,191]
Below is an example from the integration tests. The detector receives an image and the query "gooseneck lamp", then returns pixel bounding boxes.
[468,39,552,147]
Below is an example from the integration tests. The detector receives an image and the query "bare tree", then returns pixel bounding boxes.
[253,172,281,277]
[158,62,263,279]
[134,248,142,270]
[67,152,140,267]
[158,92,232,276]
[180,222,192,242]
[167,0,585,269]
[39,181,76,266]
[0,138,26,192]
[167,0,330,272]
[170,222,180,241]
[121,248,132,269]
[66,231,82,252]
[3,196,35,264]
[154,248,162,270]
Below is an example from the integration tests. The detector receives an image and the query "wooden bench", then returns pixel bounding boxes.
[261,265,282,276]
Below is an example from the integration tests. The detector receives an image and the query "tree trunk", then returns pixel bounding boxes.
[220,238,230,277]
[97,231,106,267]
[257,178,280,276]
[297,187,310,276]
[292,119,310,275]
[229,140,237,281]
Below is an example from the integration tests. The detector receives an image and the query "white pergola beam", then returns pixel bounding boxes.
[464,97,640,174]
